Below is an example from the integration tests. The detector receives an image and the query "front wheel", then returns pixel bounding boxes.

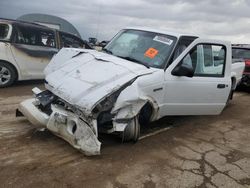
[122,116,140,142]
[0,62,16,88]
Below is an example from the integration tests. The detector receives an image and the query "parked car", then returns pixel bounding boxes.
[232,45,250,87]
[18,28,245,155]
[0,18,92,87]
[99,40,109,48]
[88,37,98,46]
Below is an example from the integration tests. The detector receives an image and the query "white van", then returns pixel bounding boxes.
[0,19,91,87]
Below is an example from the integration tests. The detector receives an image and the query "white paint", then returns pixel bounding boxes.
[18,98,49,127]
[0,20,85,83]
[9,44,58,79]
[48,105,101,156]
[45,48,156,115]
[231,61,245,88]
[32,87,42,95]
[19,28,245,155]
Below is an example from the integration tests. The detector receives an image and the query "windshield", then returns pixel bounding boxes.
[104,29,177,68]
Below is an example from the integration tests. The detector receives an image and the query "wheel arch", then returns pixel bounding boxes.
[113,96,159,123]
[0,59,19,81]
[116,98,159,142]
[138,98,159,123]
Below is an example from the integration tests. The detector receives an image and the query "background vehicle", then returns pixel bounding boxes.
[0,18,92,87]
[99,40,109,48]
[232,45,250,87]
[18,28,245,155]
[88,37,98,46]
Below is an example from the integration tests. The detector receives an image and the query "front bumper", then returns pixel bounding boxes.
[18,98,101,156]
[18,99,49,127]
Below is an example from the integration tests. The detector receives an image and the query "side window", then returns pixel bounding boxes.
[0,24,9,40]
[181,44,226,77]
[60,33,83,48]
[14,26,56,48]
[40,31,56,47]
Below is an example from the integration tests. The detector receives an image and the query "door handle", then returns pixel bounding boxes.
[217,84,227,89]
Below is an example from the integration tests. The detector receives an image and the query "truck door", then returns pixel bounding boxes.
[10,24,58,79]
[160,39,231,116]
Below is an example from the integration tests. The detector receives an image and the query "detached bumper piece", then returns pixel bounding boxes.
[19,98,49,127]
[18,98,101,156]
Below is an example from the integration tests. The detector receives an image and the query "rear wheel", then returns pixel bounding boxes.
[0,62,16,88]
[122,116,140,142]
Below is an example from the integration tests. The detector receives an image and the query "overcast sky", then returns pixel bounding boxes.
[1,0,250,43]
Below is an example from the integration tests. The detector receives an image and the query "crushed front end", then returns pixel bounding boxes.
[18,88,101,156]
[17,47,156,155]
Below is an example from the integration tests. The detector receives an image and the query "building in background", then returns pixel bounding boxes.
[17,13,81,38]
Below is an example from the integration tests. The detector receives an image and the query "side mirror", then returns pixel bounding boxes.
[171,63,194,77]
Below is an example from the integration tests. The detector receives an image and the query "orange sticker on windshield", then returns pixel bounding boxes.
[144,48,158,59]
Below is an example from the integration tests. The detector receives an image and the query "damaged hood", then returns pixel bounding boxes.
[44,48,155,114]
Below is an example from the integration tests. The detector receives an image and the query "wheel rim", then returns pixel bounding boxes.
[0,66,11,85]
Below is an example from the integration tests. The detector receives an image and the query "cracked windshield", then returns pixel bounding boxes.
[104,29,177,68]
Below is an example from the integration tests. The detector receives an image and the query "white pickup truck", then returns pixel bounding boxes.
[18,28,244,155]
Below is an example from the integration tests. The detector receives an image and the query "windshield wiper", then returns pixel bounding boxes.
[102,48,113,55]
[117,56,150,69]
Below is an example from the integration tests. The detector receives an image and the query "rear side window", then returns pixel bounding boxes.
[59,32,84,48]
[40,31,56,47]
[0,24,9,40]
[232,48,250,60]
[14,25,56,48]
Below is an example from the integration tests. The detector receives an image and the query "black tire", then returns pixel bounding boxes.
[138,103,153,129]
[226,89,233,106]
[0,62,17,88]
[226,80,234,106]
[122,116,140,142]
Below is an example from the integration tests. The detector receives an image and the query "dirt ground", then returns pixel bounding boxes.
[0,81,250,188]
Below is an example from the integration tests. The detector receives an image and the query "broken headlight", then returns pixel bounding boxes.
[93,94,118,114]
[92,79,137,115]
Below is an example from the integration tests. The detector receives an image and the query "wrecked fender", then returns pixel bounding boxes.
[18,99,101,156]
[112,82,159,131]
[48,105,101,156]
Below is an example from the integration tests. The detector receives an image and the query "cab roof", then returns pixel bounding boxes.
[125,27,199,39]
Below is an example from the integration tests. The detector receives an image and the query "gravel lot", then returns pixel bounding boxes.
[0,81,250,188]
